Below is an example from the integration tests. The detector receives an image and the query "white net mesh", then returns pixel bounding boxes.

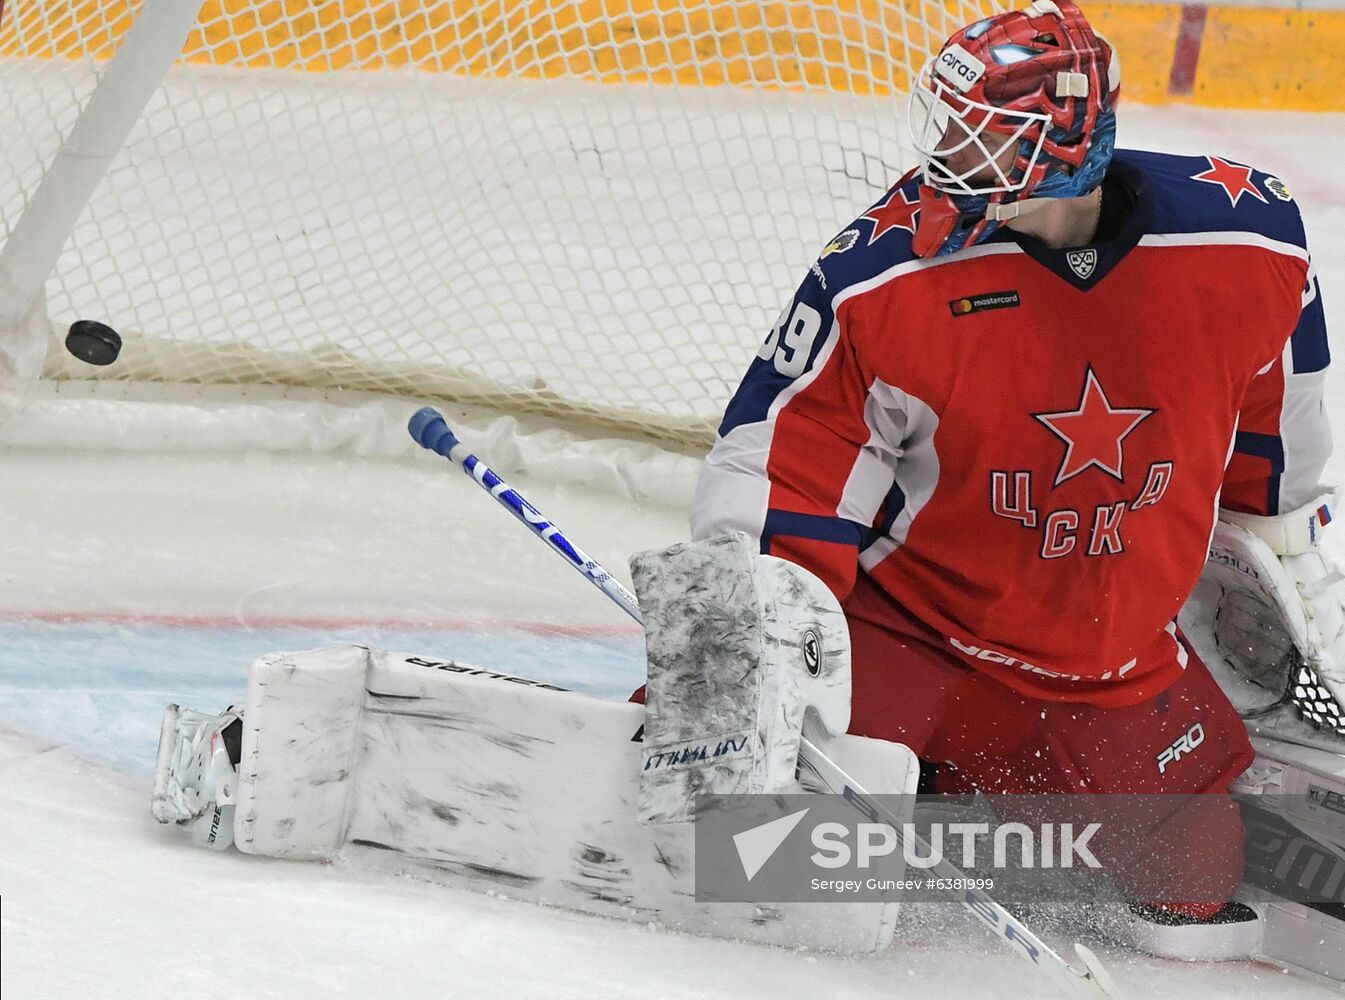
[1,0,996,448]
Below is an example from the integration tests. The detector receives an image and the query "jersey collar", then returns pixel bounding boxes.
[999,158,1151,292]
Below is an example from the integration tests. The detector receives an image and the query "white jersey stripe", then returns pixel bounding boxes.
[1137,231,1310,264]
[836,381,907,527]
[1304,261,1320,310]
[830,241,1026,314]
[1276,341,1333,511]
[858,381,942,570]
[1165,620,1189,671]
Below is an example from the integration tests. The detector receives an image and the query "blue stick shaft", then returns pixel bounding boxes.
[408,407,645,625]
[406,405,1114,998]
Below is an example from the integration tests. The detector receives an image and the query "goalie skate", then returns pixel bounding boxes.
[151,703,242,850]
[1233,734,1345,984]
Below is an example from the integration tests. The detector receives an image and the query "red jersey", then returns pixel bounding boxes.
[691,150,1331,707]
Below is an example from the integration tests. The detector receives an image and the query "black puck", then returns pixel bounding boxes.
[66,320,123,366]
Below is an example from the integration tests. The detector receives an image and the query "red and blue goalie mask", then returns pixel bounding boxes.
[906,0,1121,258]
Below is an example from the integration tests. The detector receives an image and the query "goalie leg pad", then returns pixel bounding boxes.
[233,645,369,858]
[630,532,851,824]
[218,646,918,953]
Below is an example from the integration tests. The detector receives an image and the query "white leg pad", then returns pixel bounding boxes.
[235,644,369,858]
[229,645,918,953]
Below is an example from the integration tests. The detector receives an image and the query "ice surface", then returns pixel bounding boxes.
[2,100,1345,998]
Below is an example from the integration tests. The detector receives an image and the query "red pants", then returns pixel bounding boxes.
[843,574,1255,915]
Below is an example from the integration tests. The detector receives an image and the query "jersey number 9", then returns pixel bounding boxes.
[758,301,823,379]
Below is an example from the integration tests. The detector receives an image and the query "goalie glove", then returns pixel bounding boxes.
[1204,489,1345,734]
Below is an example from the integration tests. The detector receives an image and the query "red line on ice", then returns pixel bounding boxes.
[0,607,640,637]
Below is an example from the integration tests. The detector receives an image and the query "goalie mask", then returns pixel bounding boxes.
[907,0,1120,257]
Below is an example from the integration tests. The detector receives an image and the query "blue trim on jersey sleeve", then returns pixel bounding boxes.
[1232,427,1287,516]
[1267,475,1283,517]
[1291,276,1330,374]
[1232,431,1286,472]
[761,510,866,552]
[860,482,907,551]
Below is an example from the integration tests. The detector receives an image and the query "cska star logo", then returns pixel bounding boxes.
[1190,155,1268,208]
[860,187,920,245]
[1034,367,1156,487]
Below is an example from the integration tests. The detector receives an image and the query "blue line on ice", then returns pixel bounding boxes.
[0,621,644,775]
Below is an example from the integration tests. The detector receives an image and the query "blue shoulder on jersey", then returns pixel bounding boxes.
[716,174,923,434]
[1118,148,1308,250]
[810,172,926,292]
[1120,148,1326,375]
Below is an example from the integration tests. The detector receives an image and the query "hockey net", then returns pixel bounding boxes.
[0,0,995,450]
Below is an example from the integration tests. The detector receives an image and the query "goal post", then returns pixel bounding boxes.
[0,0,996,449]
[0,0,207,424]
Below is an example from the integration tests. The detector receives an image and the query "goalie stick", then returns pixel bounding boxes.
[407,405,1124,1000]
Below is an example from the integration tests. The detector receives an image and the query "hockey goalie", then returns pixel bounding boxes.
[153,0,1344,989]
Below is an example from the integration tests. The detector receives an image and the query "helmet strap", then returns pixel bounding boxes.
[985,197,1052,223]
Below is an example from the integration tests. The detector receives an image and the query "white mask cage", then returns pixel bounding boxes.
[907,58,1052,196]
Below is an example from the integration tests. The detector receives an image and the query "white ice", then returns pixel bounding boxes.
[2,97,1345,998]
